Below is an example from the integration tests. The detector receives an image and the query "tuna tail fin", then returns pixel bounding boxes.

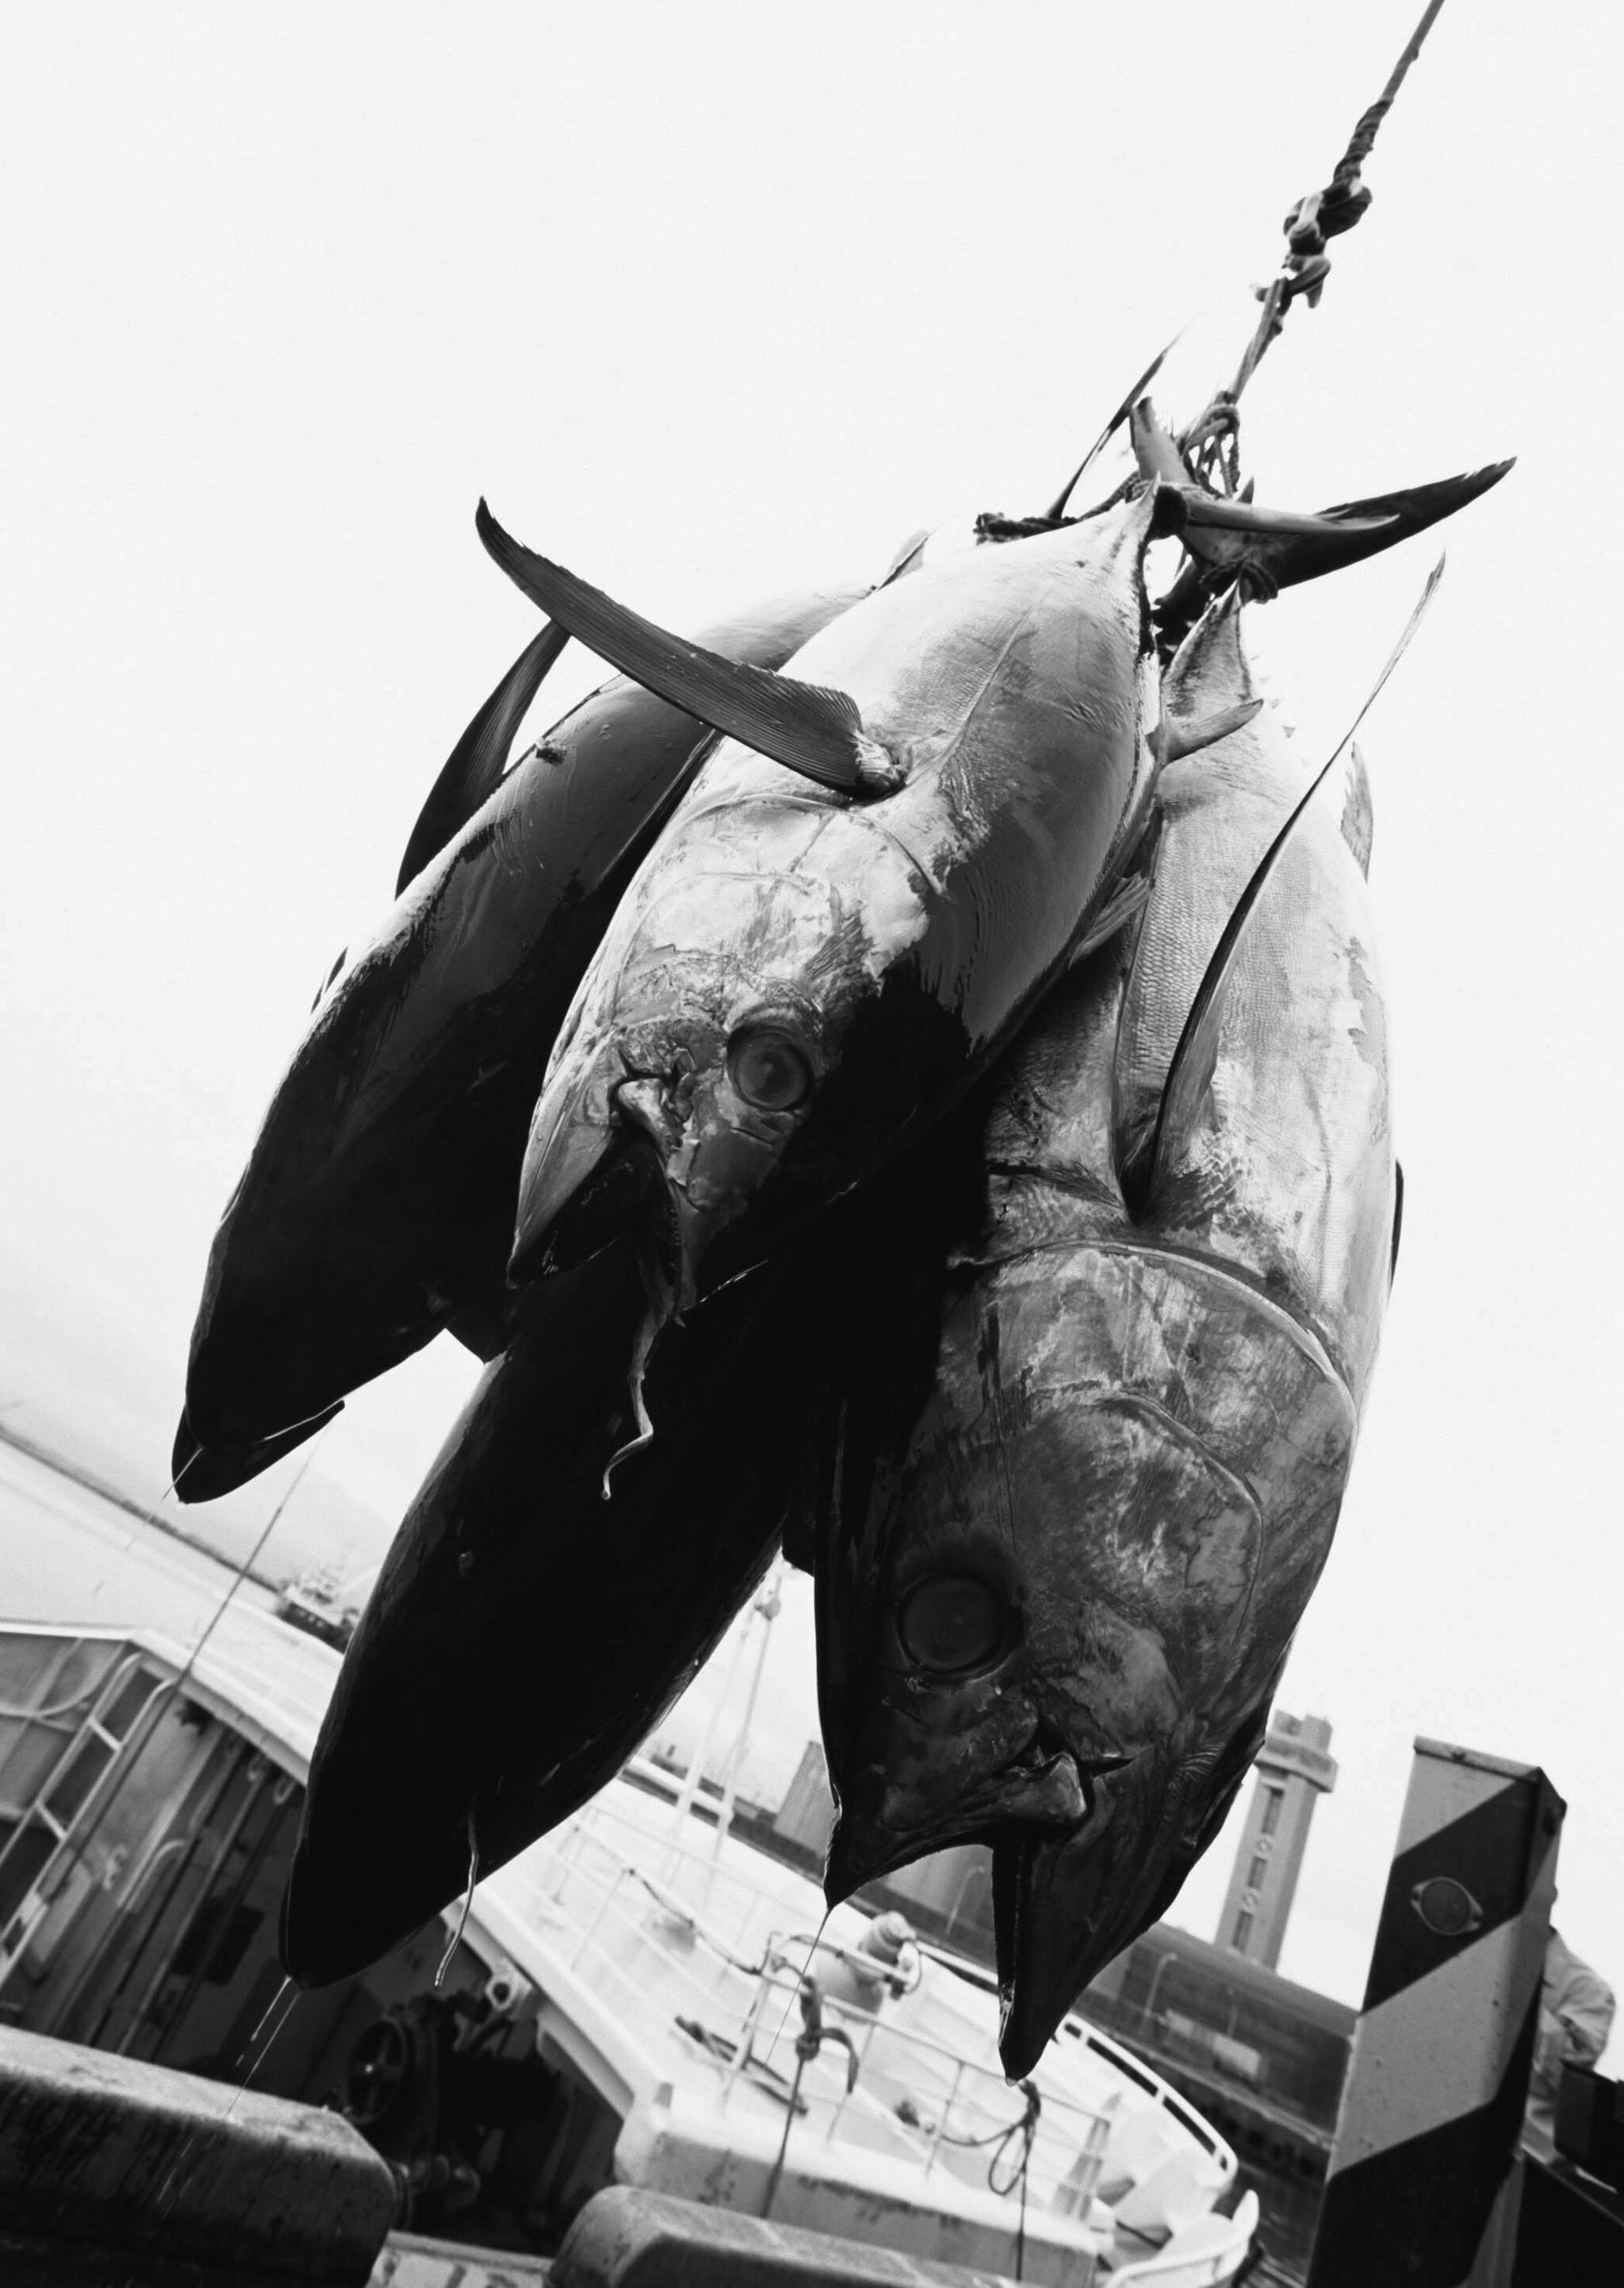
[1155,459,1511,653]
[396,621,569,895]
[1120,560,1444,1217]
[476,502,898,795]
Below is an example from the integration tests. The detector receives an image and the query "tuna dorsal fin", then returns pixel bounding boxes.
[1390,1161,1405,1287]
[396,621,569,895]
[1121,559,1444,1216]
[1340,741,1375,877]
[1154,696,1264,768]
[1044,336,1182,520]
[477,502,897,795]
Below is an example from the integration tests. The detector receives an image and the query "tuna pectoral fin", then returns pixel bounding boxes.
[1121,561,1443,1217]
[395,620,570,895]
[170,1401,343,1504]
[476,501,896,795]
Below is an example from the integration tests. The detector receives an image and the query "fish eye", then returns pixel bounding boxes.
[896,1574,1006,1675]
[727,1025,813,1113]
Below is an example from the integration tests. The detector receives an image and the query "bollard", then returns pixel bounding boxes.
[1307,1739,1564,2288]
[0,2025,397,2284]
[553,2186,1022,2288]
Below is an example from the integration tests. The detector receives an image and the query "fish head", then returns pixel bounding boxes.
[511,803,960,1295]
[822,1244,1354,2073]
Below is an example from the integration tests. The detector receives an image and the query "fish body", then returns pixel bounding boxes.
[817,595,1394,2075]
[511,492,1170,1304]
[283,1244,781,1983]
[178,581,864,1488]
[281,1148,964,1988]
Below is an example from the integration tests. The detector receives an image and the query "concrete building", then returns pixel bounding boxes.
[1217,1711,1337,1971]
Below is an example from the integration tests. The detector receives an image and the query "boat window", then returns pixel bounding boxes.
[102,1668,160,1740]
[0,1819,56,1930]
[0,1635,119,1718]
[44,1737,116,1827]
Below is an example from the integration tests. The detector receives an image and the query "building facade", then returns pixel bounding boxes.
[1216,1711,1337,1971]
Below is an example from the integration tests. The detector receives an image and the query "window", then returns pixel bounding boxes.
[1259,1785,1285,1838]
[1231,1908,1254,1950]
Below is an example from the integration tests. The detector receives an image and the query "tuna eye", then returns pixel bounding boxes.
[897,1575,1005,1674]
[728,1027,812,1112]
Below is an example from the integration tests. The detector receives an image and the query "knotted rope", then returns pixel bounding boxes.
[1182,0,1450,492]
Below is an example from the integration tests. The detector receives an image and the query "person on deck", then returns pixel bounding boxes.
[1522,1927,1615,2163]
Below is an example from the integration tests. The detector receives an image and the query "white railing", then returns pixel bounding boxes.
[498,1801,1117,2216]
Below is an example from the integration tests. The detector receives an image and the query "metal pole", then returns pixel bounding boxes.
[711,1570,783,1862]
[666,1606,756,1854]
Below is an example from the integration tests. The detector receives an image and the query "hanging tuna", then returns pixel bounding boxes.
[812,581,1429,2075]
[176,575,871,1497]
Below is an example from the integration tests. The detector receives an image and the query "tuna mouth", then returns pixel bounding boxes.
[822,1745,1127,1910]
[990,1755,1162,2078]
[170,1403,343,1504]
[511,1122,676,1283]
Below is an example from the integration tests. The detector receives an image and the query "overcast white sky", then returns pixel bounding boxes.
[4,3,1622,2052]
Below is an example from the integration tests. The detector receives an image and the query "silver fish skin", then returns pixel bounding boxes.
[819,592,1395,2078]
[510,491,1169,1305]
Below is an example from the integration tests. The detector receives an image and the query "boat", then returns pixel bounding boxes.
[0,1610,1254,2282]
[273,1563,367,1653]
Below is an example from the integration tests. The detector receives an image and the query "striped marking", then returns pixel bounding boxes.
[1332,1916,1548,2162]
[1364,1780,1552,2011]
[1308,1742,1564,2288]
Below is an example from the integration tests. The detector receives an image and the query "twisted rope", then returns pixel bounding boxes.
[1182,0,1450,490]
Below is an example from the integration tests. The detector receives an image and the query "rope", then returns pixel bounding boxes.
[1182,0,1451,489]
[985,2080,1041,2282]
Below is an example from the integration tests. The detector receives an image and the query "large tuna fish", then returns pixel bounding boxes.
[484,447,1503,1338]
[280,1144,967,1987]
[814,588,1404,2076]
[176,576,868,1497]
[483,485,1220,1325]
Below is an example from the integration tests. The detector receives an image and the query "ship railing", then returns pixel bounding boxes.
[1053,2018,1237,2181]
[933,1948,1237,2180]
[721,1953,1115,2213]
[495,1796,1176,2214]
[495,1828,786,2053]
